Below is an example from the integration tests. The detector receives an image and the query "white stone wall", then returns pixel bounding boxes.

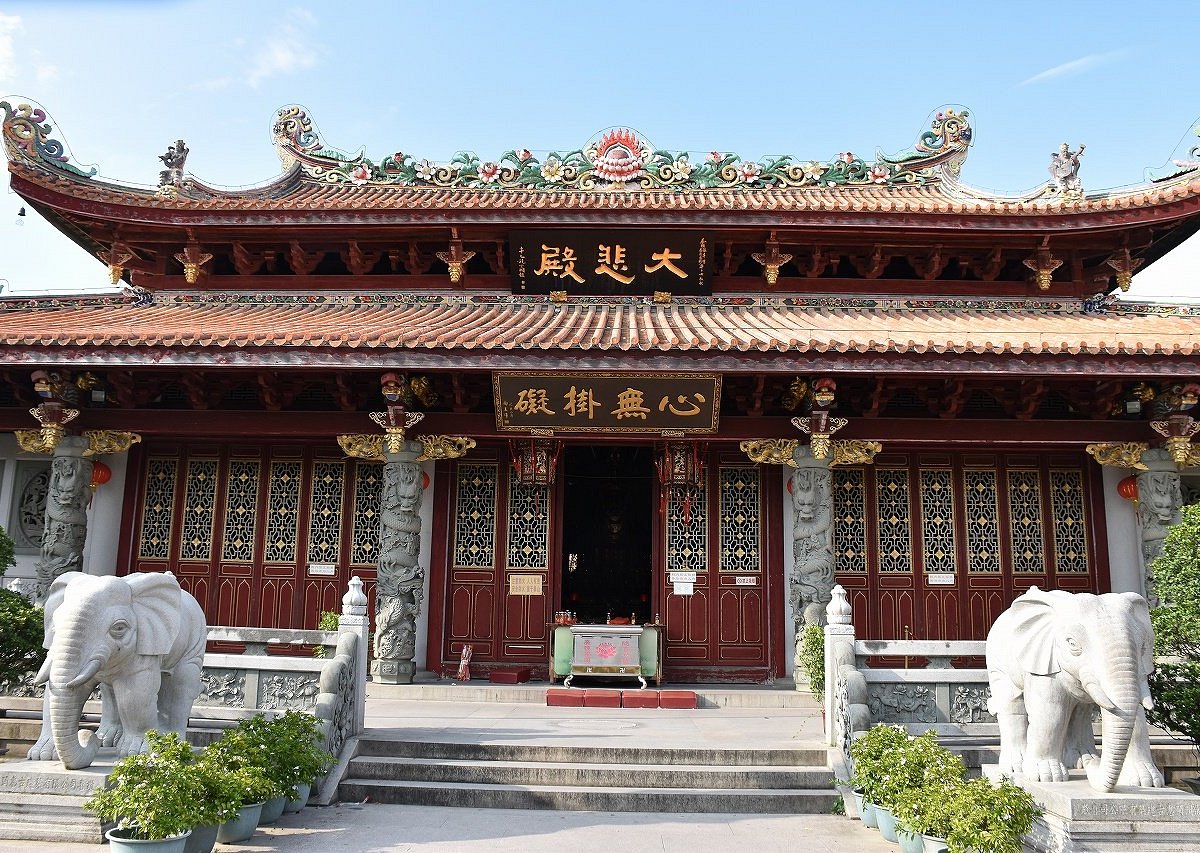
[415,458,436,673]
[1100,465,1144,596]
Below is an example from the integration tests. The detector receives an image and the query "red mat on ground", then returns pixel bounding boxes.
[582,689,621,708]
[659,690,698,709]
[488,667,531,684]
[621,690,661,708]
[546,688,585,707]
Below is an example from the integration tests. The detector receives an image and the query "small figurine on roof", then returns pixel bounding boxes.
[157,139,189,187]
[1049,142,1085,198]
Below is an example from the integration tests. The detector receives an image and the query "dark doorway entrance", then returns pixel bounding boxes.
[560,445,654,624]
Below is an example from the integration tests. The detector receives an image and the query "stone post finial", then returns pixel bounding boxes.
[827,584,852,625]
[342,576,368,616]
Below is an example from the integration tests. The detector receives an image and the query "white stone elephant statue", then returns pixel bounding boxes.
[986,586,1164,792]
[28,571,206,770]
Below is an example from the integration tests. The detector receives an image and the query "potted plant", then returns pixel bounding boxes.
[200,729,283,844]
[83,731,204,853]
[184,747,251,853]
[942,776,1042,853]
[797,623,825,704]
[846,723,911,829]
[887,732,966,852]
[270,709,335,812]
[1147,504,1200,794]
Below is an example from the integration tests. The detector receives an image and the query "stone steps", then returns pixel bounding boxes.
[368,682,814,709]
[340,737,835,814]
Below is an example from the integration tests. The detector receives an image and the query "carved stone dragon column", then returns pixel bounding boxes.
[791,445,835,631]
[1135,449,1183,598]
[32,435,92,601]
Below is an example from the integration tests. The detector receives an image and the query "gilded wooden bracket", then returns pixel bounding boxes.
[82,430,142,456]
[830,440,883,467]
[750,231,793,287]
[1105,248,1143,293]
[1150,417,1200,468]
[14,405,80,454]
[338,433,384,461]
[791,415,848,460]
[1084,442,1150,470]
[739,439,800,467]
[1022,245,1063,291]
[417,435,477,461]
[368,410,425,454]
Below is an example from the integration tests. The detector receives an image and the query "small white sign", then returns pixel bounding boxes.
[734,575,758,586]
[669,571,697,583]
[673,581,694,596]
[926,573,956,586]
[307,563,336,577]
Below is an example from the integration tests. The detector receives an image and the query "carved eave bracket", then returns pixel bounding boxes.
[739,438,801,467]
[14,404,80,454]
[830,440,883,467]
[1105,248,1143,293]
[434,228,475,285]
[82,430,141,457]
[368,410,425,455]
[338,433,384,461]
[750,231,793,287]
[1150,416,1200,469]
[1085,442,1150,470]
[416,435,476,462]
[791,415,848,461]
[1023,243,1063,291]
[174,241,213,285]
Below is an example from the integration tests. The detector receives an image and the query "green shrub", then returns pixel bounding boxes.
[1147,504,1200,749]
[846,723,911,806]
[881,730,965,816]
[313,610,340,658]
[0,525,14,576]
[0,587,43,688]
[83,731,208,840]
[207,711,332,798]
[942,776,1042,853]
[798,623,825,702]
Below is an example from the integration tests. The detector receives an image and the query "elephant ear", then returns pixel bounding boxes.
[126,572,183,656]
[42,572,88,649]
[1120,592,1155,673]
[1004,590,1064,676]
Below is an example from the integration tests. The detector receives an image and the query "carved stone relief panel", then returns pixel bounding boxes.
[867,683,936,724]
[8,460,51,552]
[950,685,996,724]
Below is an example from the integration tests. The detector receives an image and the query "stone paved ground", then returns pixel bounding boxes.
[0,802,898,852]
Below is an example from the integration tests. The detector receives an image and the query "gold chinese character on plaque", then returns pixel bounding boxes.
[564,385,601,419]
[644,247,687,279]
[534,245,585,284]
[595,244,634,285]
[611,388,650,420]
[513,388,556,415]
[658,393,704,417]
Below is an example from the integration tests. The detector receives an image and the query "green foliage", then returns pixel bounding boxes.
[0,525,15,576]
[830,795,845,816]
[194,744,277,807]
[1147,504,1200,748]
[846,724,911,806]
[0,587,44,688]
[877,730,966,819]
[940,776,1042,853]
[798,623,825,703]
[208,712,332,798]
[83,732,210,841]
[313,610,340,658]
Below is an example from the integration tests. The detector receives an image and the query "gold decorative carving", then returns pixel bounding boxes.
[791,415,848,461]
[338,433,384,460]
[173,243,213,285]
[549,291,567,302]
[739,439,800,467]
[417,435,476,461]
[368,410,425,454]
[82,430,142,456]
[435,228,475,285]
[750,231,793,287]
[652,291,672,304]
[1023,245,1063,291]
[831,440,883,467]
[14,405,80,454]
[1150,416,1200,468]
[1105,248,1143,293]
[1085,442,1149,470]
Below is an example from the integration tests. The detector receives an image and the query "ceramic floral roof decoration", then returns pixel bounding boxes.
[270,105,974,191]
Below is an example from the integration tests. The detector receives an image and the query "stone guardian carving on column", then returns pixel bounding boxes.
[33,436,92,603]
[791,445,834,630]
[1136,448,1183,598]
[373,441,425,684]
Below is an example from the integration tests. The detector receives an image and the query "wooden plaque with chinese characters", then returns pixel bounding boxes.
[510,230,711,295]
[493,372,721,433]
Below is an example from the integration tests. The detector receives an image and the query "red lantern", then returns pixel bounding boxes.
[1117,475,1139,503]
[90,460,112,488]
[421,471,431,490]
[510,438,562,486]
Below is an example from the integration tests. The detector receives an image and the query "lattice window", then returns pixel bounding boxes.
[506,480,550,571]
[263,461,301,564]
[1007,470,1046,573]
[832,469,867,573]
[307,461,345,564]
[138,458,178,560]
[963,469,1001,573]
[876,468,913,573]
[719,466,760,572]
[919,469,956,574]
[221,460,261,563]
[180,459,218,561]
[350,461,382,566]
[453,463,498,569]
[1050,470,1089,573]
[665,482,707,573]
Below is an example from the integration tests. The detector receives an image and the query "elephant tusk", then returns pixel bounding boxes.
[1083,680,1118,713]
[33,656,51,686]
[1143,695,1155,711]
[64,658,102,690]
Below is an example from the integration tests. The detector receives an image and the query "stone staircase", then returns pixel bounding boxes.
[339,737,837,813]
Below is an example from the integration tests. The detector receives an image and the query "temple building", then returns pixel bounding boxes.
[2,101,1199,684]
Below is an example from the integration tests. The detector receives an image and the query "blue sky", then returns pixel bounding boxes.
[1,0,1198,298]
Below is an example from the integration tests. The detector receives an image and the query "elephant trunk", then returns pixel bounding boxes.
[1087,658,1141,793]
[47,625,100,770]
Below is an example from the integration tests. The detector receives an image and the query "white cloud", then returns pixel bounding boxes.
[1020,50,1128,86]
[0,13,21,87]
[35,63,57,83]
[246,8,318,88]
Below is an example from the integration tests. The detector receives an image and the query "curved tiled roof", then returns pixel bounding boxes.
[2,293,1197,358]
